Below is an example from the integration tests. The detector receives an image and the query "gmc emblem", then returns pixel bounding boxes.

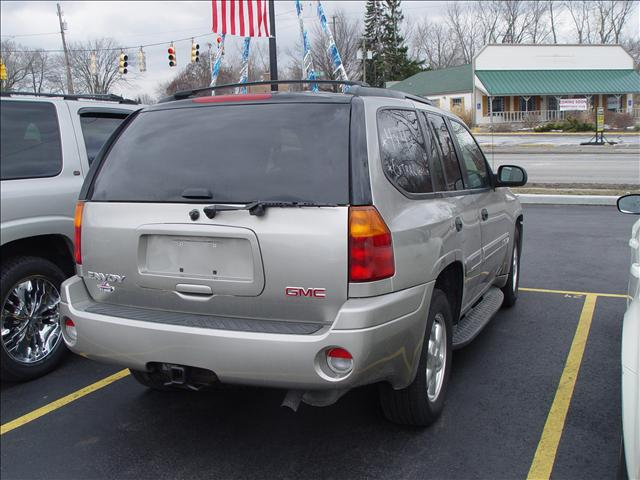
[285,286,326,298]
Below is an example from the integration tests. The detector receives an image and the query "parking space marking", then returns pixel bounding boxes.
[0,369,130,436]
[526,294,598,480]
[521,287,628,299]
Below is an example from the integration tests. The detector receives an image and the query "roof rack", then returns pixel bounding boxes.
[0,91,139,105]
[158,79,433,107]
[161,79,369,102]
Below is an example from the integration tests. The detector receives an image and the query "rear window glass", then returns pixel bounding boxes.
[1,101,62,180]
[80,114,129,165]
[91,103,350,204]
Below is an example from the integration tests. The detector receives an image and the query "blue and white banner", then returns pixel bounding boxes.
[210,34,226,92]
[235,36,251,94]
[295,0,318,92]
[316,0,349,91]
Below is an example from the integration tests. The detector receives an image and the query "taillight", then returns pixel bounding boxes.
[74,201,84,264]
[64,317,77,343]
[326,348,353,374]
[348,206,394,282]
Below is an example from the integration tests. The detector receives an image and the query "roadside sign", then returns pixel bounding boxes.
[559,98,588,111]
[596,107,604,133]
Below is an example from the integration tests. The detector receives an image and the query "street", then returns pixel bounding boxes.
[487,152,640,185]
[0,205,635,479]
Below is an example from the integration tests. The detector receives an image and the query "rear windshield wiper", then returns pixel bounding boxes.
[203,201,337,218]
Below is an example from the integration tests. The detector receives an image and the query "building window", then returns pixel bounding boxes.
[451,97,464,110]
[491,96,505,113]
[548,96,559,111]
[519,97,535,111]
[606,95,620,111]
[430,98,441,108]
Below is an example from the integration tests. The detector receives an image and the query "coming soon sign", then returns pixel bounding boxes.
[559,98,588,111]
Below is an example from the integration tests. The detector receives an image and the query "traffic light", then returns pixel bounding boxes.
[0,58,7,81]
[191,41,200,63]
[168,44,177,67]
[137,47,146,73]
[118,52,128,75]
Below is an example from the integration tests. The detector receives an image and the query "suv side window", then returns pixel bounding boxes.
[418,112,446,192]
[80,113,130,165]
[449,120,490,189]
[426,113,464,190]
[377,109,433,194]
[0,101,62,180]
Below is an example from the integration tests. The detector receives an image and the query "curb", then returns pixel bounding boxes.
[516,194,618,206]
[479,146,640,154]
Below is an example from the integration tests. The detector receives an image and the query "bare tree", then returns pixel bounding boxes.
[565,1,594,43]
[413,21,461,69]
[549,0,560,43]
[25,50,51,94]
[594,0,635,43]
[310,9,363,81]
[476,1,504,45]
[526,1,552,43]
[622,37,640,70]
[446,2,478,63]
[67,38,128,94]
[0,40,32,91]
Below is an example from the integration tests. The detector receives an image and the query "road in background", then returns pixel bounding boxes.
[486,152,639,184]
[476,133,640,146]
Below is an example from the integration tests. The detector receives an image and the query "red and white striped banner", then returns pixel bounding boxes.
[212,0,271,37]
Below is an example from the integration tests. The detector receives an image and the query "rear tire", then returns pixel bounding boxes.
[1,256,68,381]
[501,228,520,308]
[379,288,453,426]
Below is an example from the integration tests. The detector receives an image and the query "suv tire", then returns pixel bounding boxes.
[501,228,521,308]
[379,288,453,426]
[1,256,68,381]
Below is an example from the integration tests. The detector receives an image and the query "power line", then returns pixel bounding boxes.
[1,31,60,38]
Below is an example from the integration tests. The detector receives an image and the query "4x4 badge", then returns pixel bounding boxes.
[97,281,115,293]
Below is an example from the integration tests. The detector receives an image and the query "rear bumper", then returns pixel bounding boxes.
[60,276,433,390]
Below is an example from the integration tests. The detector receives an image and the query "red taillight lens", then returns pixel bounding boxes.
[349,206,395,282]
[64,317,77,343]
[74,201,84,264]
[326,347,353,374]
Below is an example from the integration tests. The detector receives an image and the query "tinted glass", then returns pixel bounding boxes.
[450,120,489,189]
[0,101,62,180]
[80,114,128,165]
[91,103,350,204]
[377,109,432,194]
[419,112,446,192]
[427,114,464,190]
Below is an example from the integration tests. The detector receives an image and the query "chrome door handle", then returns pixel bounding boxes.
[481,209,489,221]
[455,217,463,232]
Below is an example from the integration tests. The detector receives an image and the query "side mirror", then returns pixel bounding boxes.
[617,194,640,214]
[496,165,527,187]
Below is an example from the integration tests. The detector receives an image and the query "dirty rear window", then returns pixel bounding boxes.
[90,103,350,204]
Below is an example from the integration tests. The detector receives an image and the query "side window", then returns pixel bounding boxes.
[80,113,129,165]
[427,114,464,190]
[377,109,433,194]
[0,101,62,180]
[419,112,446,192]
[449,120,489,189]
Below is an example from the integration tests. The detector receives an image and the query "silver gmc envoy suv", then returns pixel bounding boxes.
[60,81,527,426]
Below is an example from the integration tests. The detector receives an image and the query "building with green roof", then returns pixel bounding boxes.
[388,44,640,126]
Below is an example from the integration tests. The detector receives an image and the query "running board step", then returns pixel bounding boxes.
[452,287,504,349]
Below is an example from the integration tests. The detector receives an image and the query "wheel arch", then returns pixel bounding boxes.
[433,261,464,324]
[1,235,75,277]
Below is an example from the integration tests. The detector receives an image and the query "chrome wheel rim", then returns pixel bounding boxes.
[1,276,62,364]
[426,313,447,402]
[512,244,519,292]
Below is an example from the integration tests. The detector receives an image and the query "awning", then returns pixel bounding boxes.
[475,69,640,96]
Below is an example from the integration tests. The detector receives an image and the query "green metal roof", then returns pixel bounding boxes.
[388,64,473,96]
[475,69,640,96]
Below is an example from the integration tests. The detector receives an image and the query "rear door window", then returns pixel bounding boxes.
[80,113,130,165]
[377,109,433,194]
[449,120,490,189]
[0,101,62,180]
[91,103,350,204]
[426,114,464,191]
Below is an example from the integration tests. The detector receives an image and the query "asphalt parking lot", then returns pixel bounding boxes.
[0,204,635,480]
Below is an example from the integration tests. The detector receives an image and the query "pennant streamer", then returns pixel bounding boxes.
[316,0,349,91]
[236,36,251,94]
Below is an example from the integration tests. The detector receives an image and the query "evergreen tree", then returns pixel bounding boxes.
[362,0,385,87]
[380,0,422,84]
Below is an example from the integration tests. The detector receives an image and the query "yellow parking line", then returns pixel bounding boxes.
[527,294,598,480]
[0,369,130,436]
[521,287,628,299]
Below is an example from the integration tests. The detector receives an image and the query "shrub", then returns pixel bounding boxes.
[533,115,595,132]
[604,111,635,129]
[456,109,473,128]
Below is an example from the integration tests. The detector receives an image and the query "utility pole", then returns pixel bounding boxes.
[268,0,278,91]
[56,3,74,94]
[332,15,337,38]
[362,38,366,84]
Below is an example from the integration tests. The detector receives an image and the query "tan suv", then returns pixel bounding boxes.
[60,81,526,426]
